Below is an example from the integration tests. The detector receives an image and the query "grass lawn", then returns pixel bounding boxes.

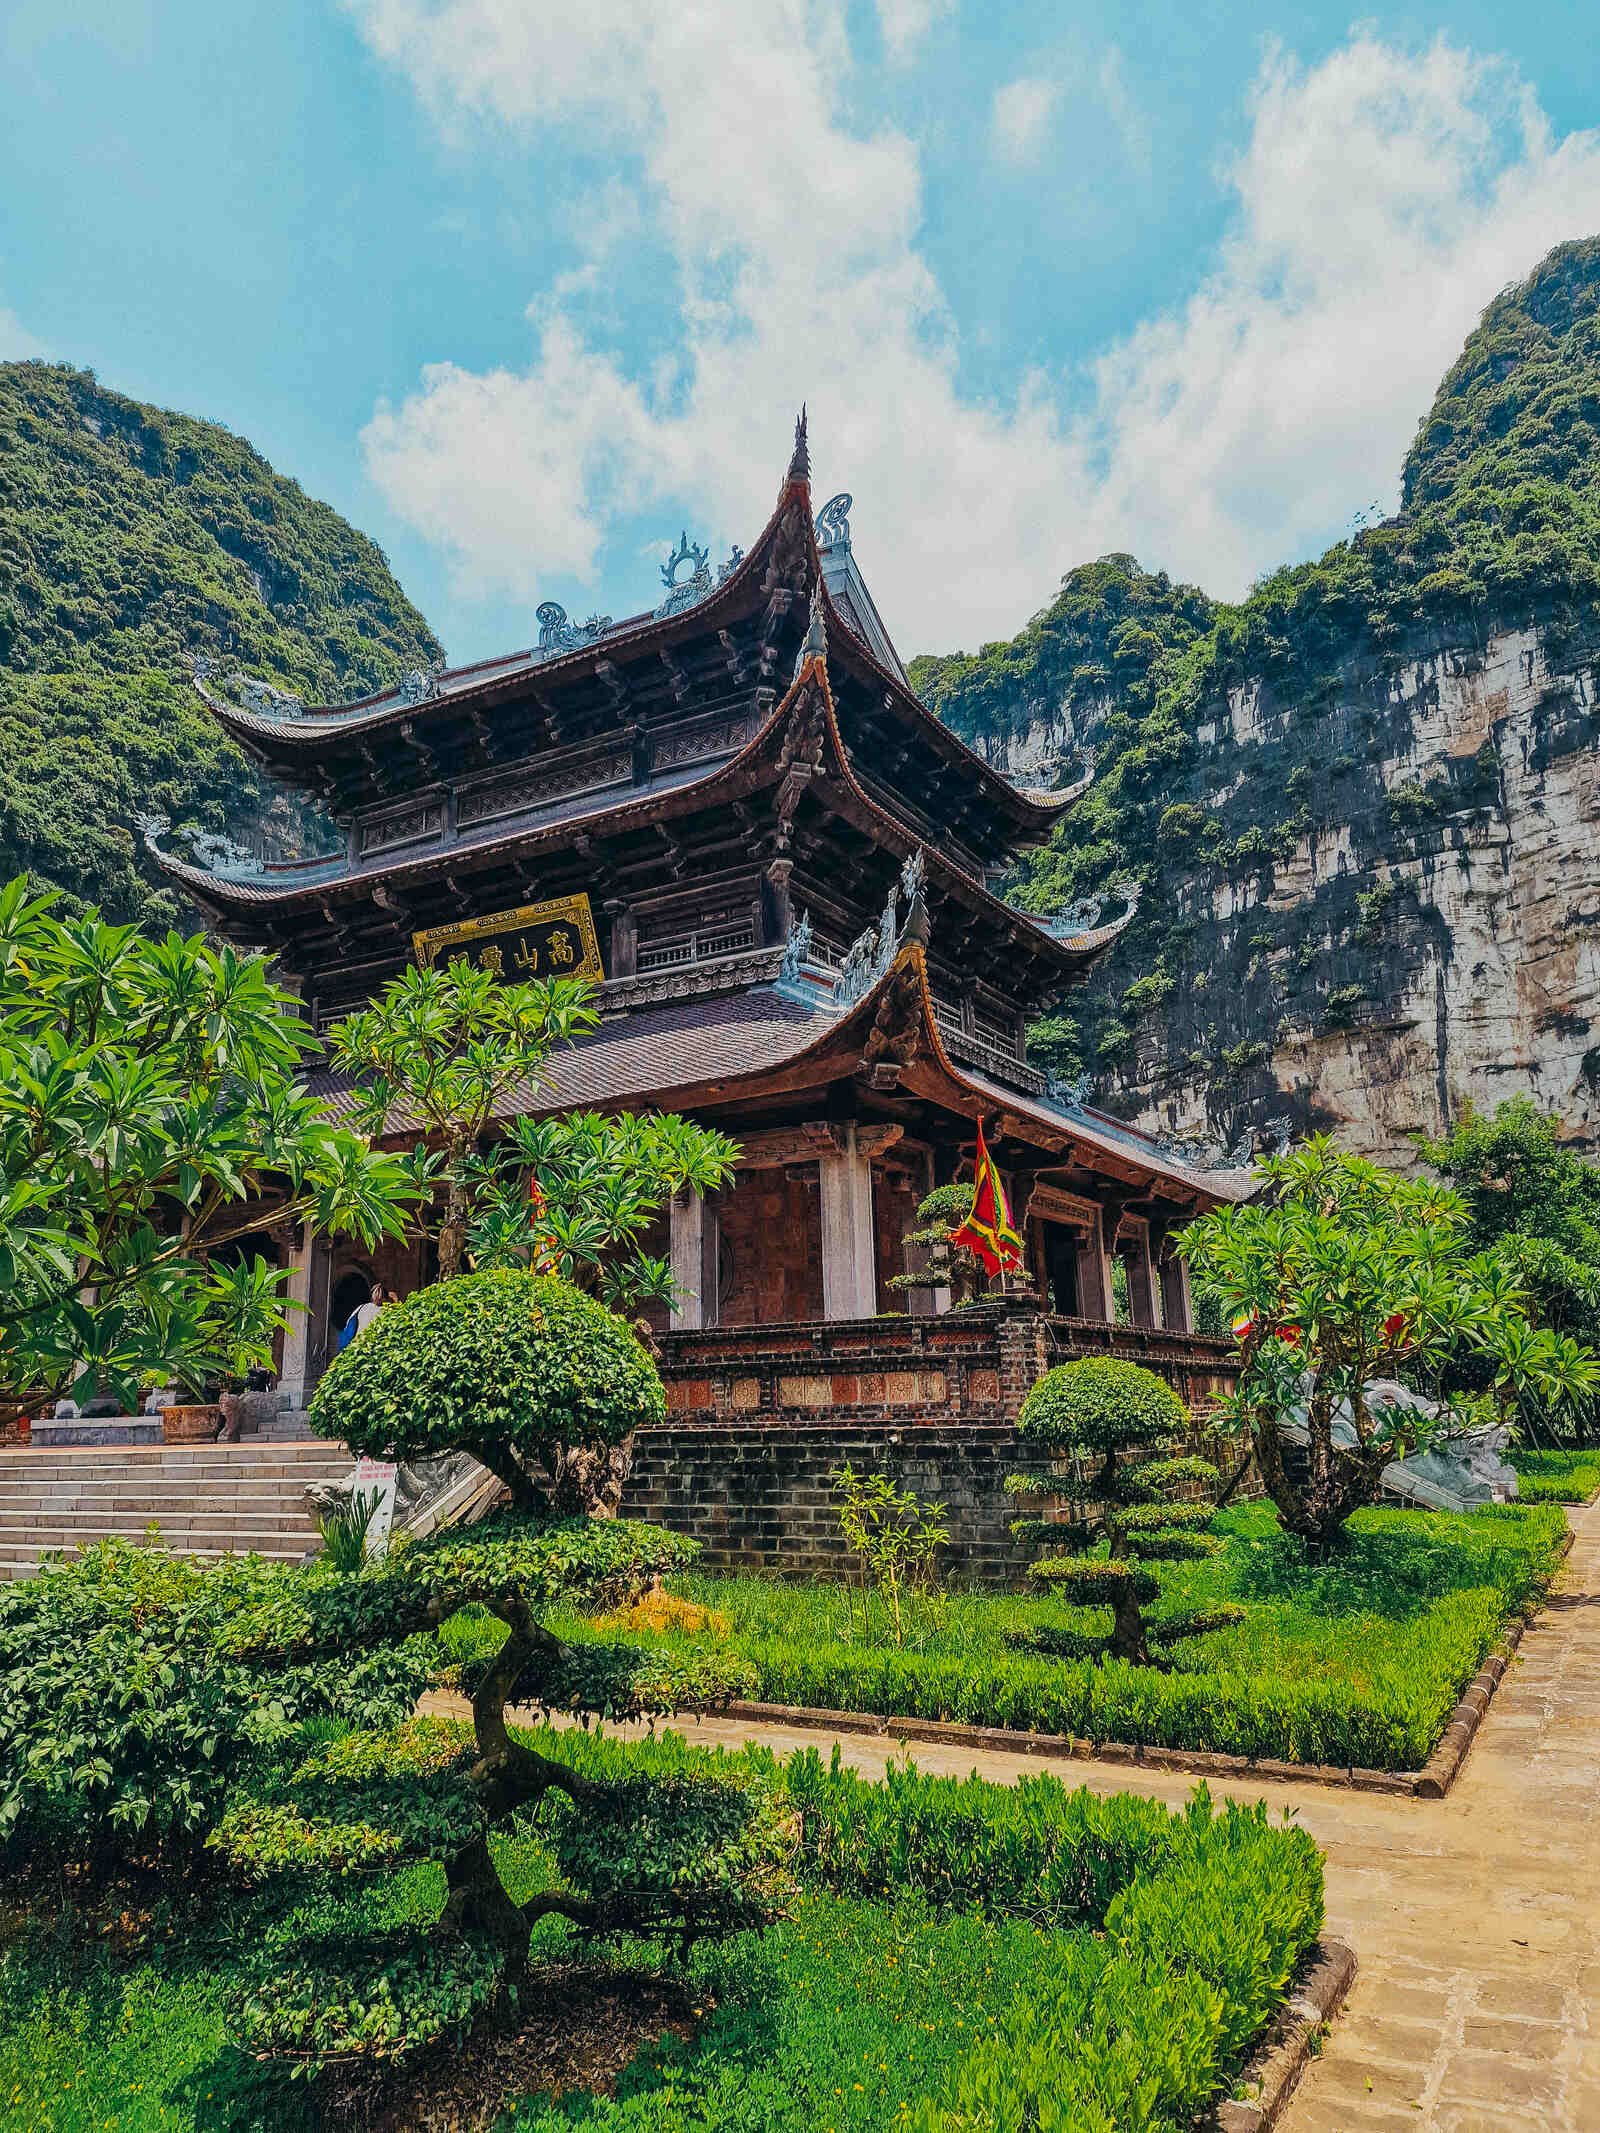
[0,1732,1322,2133]
[448,1501,1568,1773]
[1510,1447,1600,1504]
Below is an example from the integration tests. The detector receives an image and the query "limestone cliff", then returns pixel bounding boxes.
[913,239,1600,1162]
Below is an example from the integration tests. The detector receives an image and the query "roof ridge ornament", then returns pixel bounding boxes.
[814,492,852,551]
[535,602,614,661]
[787,404,810,485]
[1035,874,1142,943]
[655,532,713,617]
[793,578,828,681]
[831,843,930,1005]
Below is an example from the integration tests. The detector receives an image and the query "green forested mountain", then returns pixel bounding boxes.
[0,361,441,923]
[912,238,1600,1155]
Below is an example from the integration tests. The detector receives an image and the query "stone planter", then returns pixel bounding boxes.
[162,1404,223,1443]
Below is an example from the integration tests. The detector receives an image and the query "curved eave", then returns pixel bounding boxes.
[819,597,1089,837]
[149,646,827,918]
[884,950,1230,1206]
[198,480,814,761]
[799,657,1102,976]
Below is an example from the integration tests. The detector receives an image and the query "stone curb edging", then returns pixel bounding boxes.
[720,1528,1575,1800]
[1216,1939,1358,2133]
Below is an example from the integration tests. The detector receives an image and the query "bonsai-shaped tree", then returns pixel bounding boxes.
[891,1183,1026,1309]
[213,1270,786,2078]
[326,961,738,1303]
[312,1265,675,1517]
[1006,1357,1241,1666]
[1177,1137,1600,1546]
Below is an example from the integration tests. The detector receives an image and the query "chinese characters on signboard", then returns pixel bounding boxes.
[411,895,603,983]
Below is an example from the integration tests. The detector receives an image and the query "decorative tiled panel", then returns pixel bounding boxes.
[456,749,632,827]
[652,713,754,770]
[358,803,445,854]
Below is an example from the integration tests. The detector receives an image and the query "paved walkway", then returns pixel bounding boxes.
[561,1500,1600,2133]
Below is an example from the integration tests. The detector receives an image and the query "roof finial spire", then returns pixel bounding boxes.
[787,403,810,485]
[794,576,827,680]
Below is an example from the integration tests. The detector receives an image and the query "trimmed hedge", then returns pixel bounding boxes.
[447,1501,1570,1771]
[515,1724,1325,2132]
[1511,1448,1600,1504]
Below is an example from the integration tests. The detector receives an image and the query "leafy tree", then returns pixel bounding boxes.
[311,1267,668,1517]
[0,875,414,1422]
[1420,1098,1600,1357]
[466,1109,741,1316]
[325,959,738,1300]
[1005,1358,1239,1666]
[1176,1138,1600,1546]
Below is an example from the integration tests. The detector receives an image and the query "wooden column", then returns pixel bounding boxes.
[1075,1211,1113,1322]
[819,1125,878,1320]
[1122,1215,1158,1329]
[669,1189,720,1330]
[1159,1249,1193,1334]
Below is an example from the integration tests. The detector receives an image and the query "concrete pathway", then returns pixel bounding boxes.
[555,1499,1600,2132]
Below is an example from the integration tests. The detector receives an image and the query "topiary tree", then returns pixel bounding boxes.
[890,1183,1025,1308]
[1006,1357,1242,1666]
[311,1267,666,1517]
[209,1523,783,2079]
[206,1272,786,2083]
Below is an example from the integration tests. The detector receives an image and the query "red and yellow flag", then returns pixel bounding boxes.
[951,1121,1023,1276]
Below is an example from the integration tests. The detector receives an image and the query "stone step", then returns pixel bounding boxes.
[7,1482,332,1510]
[0,1439,352,1581]
[0,1449,348,1481]
[0,1508,322,1538]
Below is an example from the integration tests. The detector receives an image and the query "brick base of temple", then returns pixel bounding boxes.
[628,1303,1244,1586]
[622,1420,1056,1584]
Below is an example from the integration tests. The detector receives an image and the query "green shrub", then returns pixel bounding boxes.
[0,1541,438,1877]
[311,1268,666,1515]
[1012,1359,1237,1666]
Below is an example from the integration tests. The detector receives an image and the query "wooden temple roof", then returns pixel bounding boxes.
[305,935,1243,1212]
[178,434,1084,861]
[150,651,1109,998]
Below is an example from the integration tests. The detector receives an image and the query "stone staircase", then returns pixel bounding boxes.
[0,1438,352,1582]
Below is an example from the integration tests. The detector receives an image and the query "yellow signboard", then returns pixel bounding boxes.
[412,895,603,982]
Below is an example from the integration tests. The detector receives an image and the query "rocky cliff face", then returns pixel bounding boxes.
[971,619,1600,1160]
[914,239,1600,1163]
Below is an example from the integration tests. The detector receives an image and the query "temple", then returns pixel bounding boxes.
[156,415,1240,1560]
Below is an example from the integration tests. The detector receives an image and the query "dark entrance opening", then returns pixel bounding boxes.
[1041,1224,1080,1316]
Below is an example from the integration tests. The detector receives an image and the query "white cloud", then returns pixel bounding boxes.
[875,0,951,64]
[991,75,1059,166]
[349,10,1600,650]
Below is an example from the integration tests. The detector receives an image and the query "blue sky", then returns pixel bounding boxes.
[4,1,1600,669]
